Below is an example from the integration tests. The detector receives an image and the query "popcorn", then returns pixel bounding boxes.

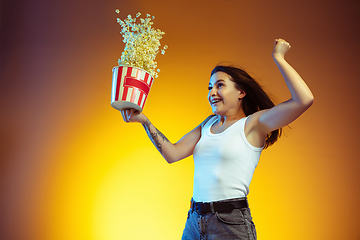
[116,11,167,78]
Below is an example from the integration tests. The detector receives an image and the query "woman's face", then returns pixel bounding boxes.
[208,71,244,116]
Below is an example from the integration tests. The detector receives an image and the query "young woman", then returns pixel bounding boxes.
[121,39,314,240]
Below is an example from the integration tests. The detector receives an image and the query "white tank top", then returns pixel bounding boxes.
[193,115,263,202]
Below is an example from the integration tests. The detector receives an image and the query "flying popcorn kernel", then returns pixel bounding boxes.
[115,10,167,78]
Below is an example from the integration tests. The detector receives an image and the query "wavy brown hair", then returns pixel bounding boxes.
[211,65,282,149]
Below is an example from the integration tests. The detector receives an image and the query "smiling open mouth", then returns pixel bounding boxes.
[211,99,222,104]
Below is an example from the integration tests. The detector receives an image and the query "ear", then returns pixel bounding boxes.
[238,89,246,100]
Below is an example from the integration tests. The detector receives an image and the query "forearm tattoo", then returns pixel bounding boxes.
[142,119,170,153]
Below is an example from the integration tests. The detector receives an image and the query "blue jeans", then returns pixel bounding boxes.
[182,198,257,240]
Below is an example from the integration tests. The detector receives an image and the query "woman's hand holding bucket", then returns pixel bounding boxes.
[121,108,147,124]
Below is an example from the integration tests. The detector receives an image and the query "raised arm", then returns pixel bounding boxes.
[121,109,211,163]
[250,39,314,135]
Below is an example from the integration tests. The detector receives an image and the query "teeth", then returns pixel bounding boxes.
[211,99,221,104]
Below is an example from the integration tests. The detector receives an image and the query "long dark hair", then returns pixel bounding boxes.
[211,65,282,149]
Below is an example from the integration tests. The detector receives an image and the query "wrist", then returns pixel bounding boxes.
[141,116,149,126]
[272,54,287,64]
[272,53,285,59]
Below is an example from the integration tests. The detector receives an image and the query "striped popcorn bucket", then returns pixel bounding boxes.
[111,66,154,112]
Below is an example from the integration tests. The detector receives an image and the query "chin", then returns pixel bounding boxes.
[212,109,222,116]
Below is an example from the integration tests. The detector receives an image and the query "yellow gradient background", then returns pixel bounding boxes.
[1,0,359,239]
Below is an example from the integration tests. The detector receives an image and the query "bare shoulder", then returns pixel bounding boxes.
[245,110,269,147]
[200,115,216,128]
[245,110,268,131]
[182,115,215,138]
[174,115,215,148]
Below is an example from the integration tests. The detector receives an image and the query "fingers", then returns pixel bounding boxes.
[121,109,140,123]
[121,110,129,122]
[275,38,287,44]
[125,109,130,122]
[274,38,291,48]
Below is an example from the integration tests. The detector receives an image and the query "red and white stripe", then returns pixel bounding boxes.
[111,66,154,110]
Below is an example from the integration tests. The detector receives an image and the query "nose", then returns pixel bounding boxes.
[209,87,217,96]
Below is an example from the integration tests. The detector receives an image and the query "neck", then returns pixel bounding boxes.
[218,109,246,126]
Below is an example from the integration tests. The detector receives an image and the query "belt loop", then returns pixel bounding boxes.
[210,202,215,213]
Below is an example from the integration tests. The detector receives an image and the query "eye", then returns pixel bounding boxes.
[208,86,212,90]
[217,83,224,88]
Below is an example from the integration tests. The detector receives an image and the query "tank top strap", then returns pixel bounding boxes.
[201,115,217,134]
